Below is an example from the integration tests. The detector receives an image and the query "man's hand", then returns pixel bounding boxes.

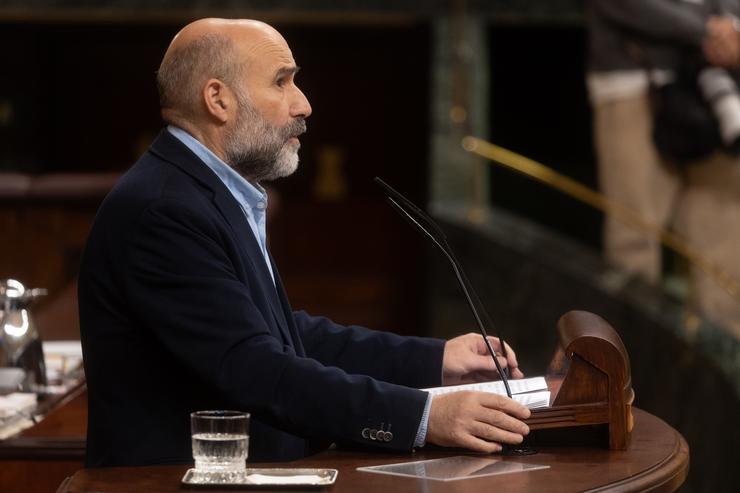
[426,391,530,453]
[442,333,524,386]
[704,16,740,68]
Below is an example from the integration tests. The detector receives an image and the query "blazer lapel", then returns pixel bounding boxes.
[270,255,304,356]
[211,194,294,346]
[149,130,294,345]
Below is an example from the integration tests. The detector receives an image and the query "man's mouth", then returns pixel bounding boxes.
[284,119,306,145]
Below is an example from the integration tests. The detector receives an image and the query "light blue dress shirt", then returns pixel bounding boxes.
[167,126,274,283]
[166,125,431,447]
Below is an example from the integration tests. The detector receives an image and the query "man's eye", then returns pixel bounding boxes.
[276,78,287,87]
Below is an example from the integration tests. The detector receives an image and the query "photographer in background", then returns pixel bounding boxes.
[587,0,740,337]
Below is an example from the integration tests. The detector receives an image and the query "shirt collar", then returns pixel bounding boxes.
[167,125,267,210]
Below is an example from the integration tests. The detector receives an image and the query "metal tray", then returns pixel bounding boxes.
[182,467,338,488]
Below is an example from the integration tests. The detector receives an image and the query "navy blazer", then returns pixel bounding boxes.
[78,130,445,467]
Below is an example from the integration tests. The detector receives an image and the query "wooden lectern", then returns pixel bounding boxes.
[525,310,635,450]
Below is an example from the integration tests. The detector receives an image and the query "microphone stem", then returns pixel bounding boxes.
[384,197,513,398]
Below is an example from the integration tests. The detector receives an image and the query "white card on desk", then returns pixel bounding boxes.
[358,456,550,481]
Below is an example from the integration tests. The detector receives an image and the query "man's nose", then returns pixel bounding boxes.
[290,86,312,119]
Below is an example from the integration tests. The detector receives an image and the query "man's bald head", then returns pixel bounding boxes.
[156,18,283,125]
[155,18,311,183]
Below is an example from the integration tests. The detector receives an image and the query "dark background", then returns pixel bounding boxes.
[0,18,596,334]
[488,24,599,250]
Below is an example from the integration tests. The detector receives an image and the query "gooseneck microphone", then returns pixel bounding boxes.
[374,177,512,398]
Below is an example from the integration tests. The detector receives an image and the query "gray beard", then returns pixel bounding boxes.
[223,96,306,183]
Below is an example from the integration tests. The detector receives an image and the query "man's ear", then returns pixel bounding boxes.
[202,78,232,123]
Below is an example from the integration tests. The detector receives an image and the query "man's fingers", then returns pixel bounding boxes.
[459,433,503,454]
[479,393,532,421]
[474,407,530,438]
[485,337,520,371]
[469,420,524,445]
[480,354,522,380]
[467,351,523,381]
[503,341,519,367]
[426,391,530,453]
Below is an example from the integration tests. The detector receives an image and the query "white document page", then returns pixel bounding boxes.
[422,376,550,409]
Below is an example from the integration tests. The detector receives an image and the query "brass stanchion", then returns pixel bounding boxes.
[462,135,740,305]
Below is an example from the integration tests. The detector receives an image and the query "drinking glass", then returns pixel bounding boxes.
[191,410,250,477]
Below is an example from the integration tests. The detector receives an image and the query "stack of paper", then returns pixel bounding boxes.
[422,376,550,409]
[0,392,37,439]
[0,392,36,418]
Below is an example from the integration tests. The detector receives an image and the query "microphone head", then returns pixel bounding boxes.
[373,176,395,196]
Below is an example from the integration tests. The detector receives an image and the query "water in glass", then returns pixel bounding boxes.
[192,432,249,472]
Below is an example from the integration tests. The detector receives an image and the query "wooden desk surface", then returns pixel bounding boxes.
[0,383,87,493]
[0,382,87,460]
[59,408,688,493]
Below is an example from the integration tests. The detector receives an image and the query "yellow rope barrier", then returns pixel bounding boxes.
[462,135,740,302]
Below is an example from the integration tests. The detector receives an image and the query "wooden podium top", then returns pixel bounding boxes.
[58,408,688,493]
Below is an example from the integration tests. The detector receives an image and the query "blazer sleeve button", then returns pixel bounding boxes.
[361,428,370,439]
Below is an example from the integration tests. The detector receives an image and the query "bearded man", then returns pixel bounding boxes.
[78,18,530,467]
